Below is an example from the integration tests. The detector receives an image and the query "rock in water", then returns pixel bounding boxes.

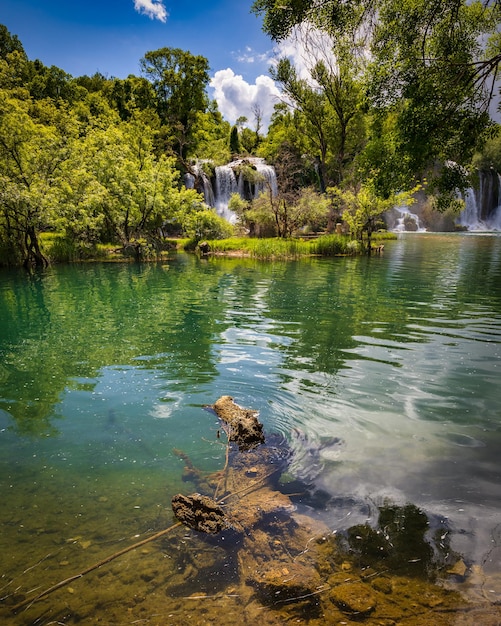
[171,493,230,534]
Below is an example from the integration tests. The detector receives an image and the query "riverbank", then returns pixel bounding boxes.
[36,232,397,265]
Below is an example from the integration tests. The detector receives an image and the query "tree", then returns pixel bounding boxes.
[271,58,332,189]
[181,207,234,242]
[251,102,263,150]
[329,182,416,253]
[253,0,501,200]
[101,75,157,121]
[246,186,330,237]
[0,91,76,267]
[0,24,26,60]
[229,125,241,154]
[60,114,205,252]
[140,47,210,161]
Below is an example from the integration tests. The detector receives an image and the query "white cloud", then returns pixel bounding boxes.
[133,0,168,23]
[210,69,282,132]
[274,24,337,83]
[236,46,275,66]
[210,25,335,132]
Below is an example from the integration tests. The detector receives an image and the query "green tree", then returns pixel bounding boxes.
[182,207,234,242]
[229,125,241,154]
[187,107,231,163]
[271,58,332,189]
[0,91,76,267]
[253,0,501,200]
[140,47,210,161]
[101,75,157,121]
[329,182,416,253]
[60,114,204,251]
[0,24,26,60]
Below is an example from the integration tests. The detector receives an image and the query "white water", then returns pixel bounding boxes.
[457,184,501,231]
[185,163,215,207]
[215,165,239,223]
[252,158,278,197]
[392,205,427,232]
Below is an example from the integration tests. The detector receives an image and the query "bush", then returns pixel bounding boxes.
[182,208,234,242]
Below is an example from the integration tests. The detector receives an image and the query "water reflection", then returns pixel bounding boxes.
[0,234,501,623]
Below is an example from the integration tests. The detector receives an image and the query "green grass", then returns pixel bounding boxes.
[40,232,397,264]
[199,234,372,259]
[196,237,313,259]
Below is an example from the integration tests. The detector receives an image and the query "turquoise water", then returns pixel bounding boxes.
[1,233,500,623]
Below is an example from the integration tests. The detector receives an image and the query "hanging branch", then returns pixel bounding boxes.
[11,521,182,614]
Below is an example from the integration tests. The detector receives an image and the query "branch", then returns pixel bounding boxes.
[11,521,183,613]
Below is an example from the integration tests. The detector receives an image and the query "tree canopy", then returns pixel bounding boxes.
[253,0,501,199]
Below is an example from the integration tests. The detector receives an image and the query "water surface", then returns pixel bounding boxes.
[1,233,500,623]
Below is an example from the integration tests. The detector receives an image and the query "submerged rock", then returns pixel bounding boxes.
[171,493,231,534]
[248,562,323,604]
[329,581,377,616]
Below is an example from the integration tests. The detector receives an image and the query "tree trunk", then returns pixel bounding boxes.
[23,226,48,269]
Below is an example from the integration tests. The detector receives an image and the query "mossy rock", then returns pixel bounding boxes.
[329,581,377,616]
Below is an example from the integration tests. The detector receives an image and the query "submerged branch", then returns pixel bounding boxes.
[11,521,183,613]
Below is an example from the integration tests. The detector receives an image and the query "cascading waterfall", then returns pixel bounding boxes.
[185,157,278,222]
[457,170,501,231]
[215,165,239,223]
[391,205,427,232]
[185,163,215,207]
[457,188,483,230]
[252,159,278,197]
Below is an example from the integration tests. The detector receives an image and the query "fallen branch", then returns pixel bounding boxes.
[12,521,182,613]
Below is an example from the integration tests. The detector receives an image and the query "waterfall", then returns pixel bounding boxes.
[392,205,426,232]
[186,163,215,207]
[457,171,501,231]
[185,157,277,223]
[215,165,239,222]
[457,188,484,230]
[253,158,278,197]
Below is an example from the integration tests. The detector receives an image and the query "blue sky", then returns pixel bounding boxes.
[2,0,286,128]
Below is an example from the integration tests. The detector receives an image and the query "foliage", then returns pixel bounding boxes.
[182,207,234,243]
[253,0,500,203]
[0,26,231,267]
[229,125,241,154]
[472,126,501,172]
[235,185,331,238]
[200,236,312,259]
[140,47,211,161]
[311,234,355,256]
[328,182,415,253]
[0,90,77,267]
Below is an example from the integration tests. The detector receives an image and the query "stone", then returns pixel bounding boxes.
[247,561,323,603]
[329,582,377,616]
[171,493,231,534]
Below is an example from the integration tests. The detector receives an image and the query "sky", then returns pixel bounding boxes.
[1,0,288,130]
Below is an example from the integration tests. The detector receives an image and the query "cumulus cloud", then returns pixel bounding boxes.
[210,25,335,132]
[210,69,282,132]
[133,0,168,23]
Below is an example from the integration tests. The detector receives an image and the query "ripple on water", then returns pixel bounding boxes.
[441,432,486,448]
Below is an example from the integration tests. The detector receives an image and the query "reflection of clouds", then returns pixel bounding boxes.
[149,394,182,419]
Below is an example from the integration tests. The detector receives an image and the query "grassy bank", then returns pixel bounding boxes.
[34,232,397,265]
[191,232,397,260]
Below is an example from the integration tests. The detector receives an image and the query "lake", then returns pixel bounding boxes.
[1,233,500,625]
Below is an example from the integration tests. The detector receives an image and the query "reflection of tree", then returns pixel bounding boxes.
[340,502,458,580]
[0,258,229,435]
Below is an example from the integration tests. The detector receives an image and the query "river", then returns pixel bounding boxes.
[0,233,500,624]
